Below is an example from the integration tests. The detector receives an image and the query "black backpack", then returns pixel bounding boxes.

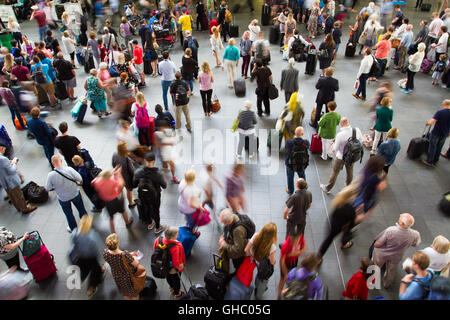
[33,65,47,84]
[138,178,158,203]
[87,166,102,182]
[229,213,255,239]
[21,181,49,204]
[288,140,309,171]
[257,256,274,280]
[343,128,364,164]
[369,56,380,76]
[436,60,446,73]
[151,236,176,279]
[291,36,305,55]
[175,82,189,105]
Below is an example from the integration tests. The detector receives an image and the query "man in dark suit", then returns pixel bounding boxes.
[27,107,55,167]
[311,67,339,129]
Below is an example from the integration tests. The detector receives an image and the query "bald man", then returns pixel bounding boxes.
[372,213,421,288]
[283,178,312,236]
[285,126,310,195]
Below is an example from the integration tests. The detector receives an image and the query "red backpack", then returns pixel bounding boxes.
[135,102,150,129]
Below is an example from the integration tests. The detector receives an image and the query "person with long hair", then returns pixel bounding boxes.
[245,222,277,300]
[112,141,136,209]
[178,170,203,237]
[198,61,214,116]
[377,127,401,174]
[240,31,252,79]
[342,257,374,300]
[280,92,304,143]
[318,33,335,76]
[210,26,224,67]
[248,19,260,44]
[131,92,151,146]
[284,13,296,45]
[144,31,159,78]
[225,164,246,213]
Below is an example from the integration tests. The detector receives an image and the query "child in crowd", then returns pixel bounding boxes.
[432,54,447,86]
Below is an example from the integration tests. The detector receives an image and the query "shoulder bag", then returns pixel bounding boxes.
[122,252,147,293]
[54,169,82,186]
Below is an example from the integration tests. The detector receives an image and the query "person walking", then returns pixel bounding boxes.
[371,97,393,155]
[210,26,224,68]
[46,155,88,233]
[170,72,192,133]
[318,101,341,161]
[307,1,321,39]
[240,31,252,79]
[352,48,374,101]
[248,19,260,44]
[377,127,401,174]
[181,48,198,93]
[236,101,258,159]
[372,213,421,289]
[222,38,240,89]
[320,118,362,193]
[131,92,152,146]
[280,58,299,103]
[27,107,55,166]
[158,51,177,111]
[131,40,146,88]
[178,170,203,236]
[112,142,136,209]
[225,164,246,213]
[30,5,48,41]
[374,33,391,79]
[284,13,296,46]
[84,69,110,118]
[198,61,214,116]
[318,34,335,76]
[54,122,81,169]
[251,58,273,117]
[284,178,312,236]
[423,99,450,167]
[0,81,27,130]
[178,8,193,47]
[285,126,310,195]
[311,67,339,129]
[120,17,134,51]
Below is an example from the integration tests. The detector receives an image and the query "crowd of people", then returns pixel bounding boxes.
[0,0,449,301]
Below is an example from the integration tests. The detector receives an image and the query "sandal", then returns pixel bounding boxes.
[341,241,353,249]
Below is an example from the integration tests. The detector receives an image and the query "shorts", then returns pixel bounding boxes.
[105,195,125,218]
[135,63,143,74]
[39,81,55,96]
[63,77,77,89]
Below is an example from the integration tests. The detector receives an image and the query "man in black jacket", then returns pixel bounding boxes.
[217,1,229,42]
[251,58,273,116]
[133,152,167,234]
[170,72,192,132]
[311,67,339,129]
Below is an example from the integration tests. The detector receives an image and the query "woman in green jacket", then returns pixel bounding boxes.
[318,101,341,161]
[371,97,394,154]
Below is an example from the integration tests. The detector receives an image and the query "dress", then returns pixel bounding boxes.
[102,249,138,297]
[210,35,223,52]
[86,76,107,112]
[307,7,320,35]
[286,21,296,39]
[117,62,138,84]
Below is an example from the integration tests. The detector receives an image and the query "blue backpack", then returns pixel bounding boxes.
[187,37,198,56]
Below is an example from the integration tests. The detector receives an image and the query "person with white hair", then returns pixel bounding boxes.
[236,100,258,159]
[421,235,450,274]
[280,58,299,103]
[402,42,426,94]
[372,213,421,288]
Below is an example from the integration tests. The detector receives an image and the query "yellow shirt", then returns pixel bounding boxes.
[178,15,192,33]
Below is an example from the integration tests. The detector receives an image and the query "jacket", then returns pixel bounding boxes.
[315,76,339,104]
[318,112,341,139]
[280,67,299,93]
[374,106,393,132]
[377,138,401,166]
[27,118,54,146]
[133,166,167,195]
[153,237,185,272]
[0,155,21,190]
[342,270,369,300]
[287,267,324,299]
[222,217,248,260]
[237,110,257,130]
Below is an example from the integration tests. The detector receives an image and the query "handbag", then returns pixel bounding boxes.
[268,84,279,100]
[391,38,400,49]
[231,110,242,132]
[358,32,368,45]
[256,256,274,280]
[235,256,257,287]
[22,231,41,257]
[191,208,212,227]
[122,252,146,293]
[318,49,329,60]
[211,94,221,113]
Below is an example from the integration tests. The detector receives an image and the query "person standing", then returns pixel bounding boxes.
[311,67,339,129]
[0,228,30,271]
[158,51,177,111]
[425,12,443,50]
[320,118,362,193]
[248,19,260,44]
[53,52,77,101]
[210,26,224,68]
[423,99,450,167]
[399,251,435,300]
[198,61,214,117]
[131,40,146,88]
[318,101,341,161]
[27,107,55,166]
[222,38,240,89]
[46,155,88,233]
[280,58,299,103]
[131,92,152,146]
[178,170,203,236]
[236,101,258,159]
[54,122,81,169]
[178,7,193,47]
[251,58,273,117]
[0,144,37,214]
[112,142,136,209]
[277,8,289,49]
[119,17,133,51]
[284,178,312,236]
[374,33,392,79]
[342,257,374,300]
[30,56,58,107]
[318,34,335,76]
[181,48,198,93]
[307,1,321,39]
[240,31,252,79]
[395,24,413,70]
[183,31,199,64]
[217,1,230,43]
[371,97,394,155]
[285,126,310,195]
[372,213,421,289]
[352,48,374,101]
[377,128,401,174]
[431,26,449,63]
[84,69,110,118]
[170,72,192,133]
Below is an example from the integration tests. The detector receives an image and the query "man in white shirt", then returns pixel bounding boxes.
[320,118,362,193]
[287,30,309,54]
[352,47,374,101]
[431,26,449,62]
[158,51,177,111]
[102,27,115,51]
[426,12,444,49]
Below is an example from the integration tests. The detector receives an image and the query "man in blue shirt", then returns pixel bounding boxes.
[423,99,450,166]
[158,51,177,111]
[27,107,55,167]
[138,19,149,48]
[380,0,393,31]
[30,56,58,107]
[396,24,413,70]
[399,251,434,300]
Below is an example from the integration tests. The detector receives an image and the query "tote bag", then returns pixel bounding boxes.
[235,256,257,288]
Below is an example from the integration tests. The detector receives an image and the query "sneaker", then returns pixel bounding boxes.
[155,225,166,234]
[67,227,72,233]
[320,184,330,194]
[171,176,180,184]
[422,159,435,167]
[249,153,256,159]
[236,154,243,159]
[147,221,156,230]
[401,88,409,93]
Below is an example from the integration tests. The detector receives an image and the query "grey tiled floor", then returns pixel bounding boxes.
[1,2,449,300]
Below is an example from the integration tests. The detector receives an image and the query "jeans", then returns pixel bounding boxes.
[58,192,88,231]
[78,257,103,288]
[8,105,26,128]
[376,58,387,79]
[161,80,173,110]
[41,141,55,165]
[241,55,251,76]
[406,69,416,90]
[356,73,369,98]
[286,165,305,195]
[38,25,49,41]
[138,127,151,146]
[237,133,256,156]
[183,212,195,229]
[256,87,270,115]
[221,22,230,42]
[255,277,269,300]
[427,134,447,165]
[184,79,193,92]
[318,218,354,257]
[200,89,212,113]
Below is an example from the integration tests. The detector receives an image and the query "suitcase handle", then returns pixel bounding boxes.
[212,254,224,271]
[17,230,45,249]
[422,125,431,137]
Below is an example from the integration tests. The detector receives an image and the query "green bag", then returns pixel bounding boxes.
[22,232,41,257]
[59,25,67,33]
[231,110,242,132]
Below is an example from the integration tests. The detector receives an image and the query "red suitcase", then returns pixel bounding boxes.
[310,133,322,153]
[24,244,57,282]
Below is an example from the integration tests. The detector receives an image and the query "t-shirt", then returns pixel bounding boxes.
[46,37,61,54]
[53,58,74,80]
[375,40,391,59]
[31,63,51,84]
[178,15,192,32]
[92,176,122,202]
[375,225,421,263]
[280,234,305,267]
[436,32,449,54]
[45,167,82,202]
[249,232,277,258]
[9,21,20,33]
[178,181,201,214]
[431,108,450,137]
[421,247,450,272]
[62,36,76,54]
[251,67,272,89]
[393,11,403,27]
[285,190,313,225]
[34,11,47,27]
[54,135,80,166]
[133,45,143,65]
[332,28,342,44]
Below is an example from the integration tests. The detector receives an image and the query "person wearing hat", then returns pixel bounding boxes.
[236,100,258,159]
[0,143,37,214]
[30,5,48,41]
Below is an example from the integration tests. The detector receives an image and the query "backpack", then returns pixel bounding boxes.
[291,37,304,55]
[33,65,47,84]
[288,140,309,171]
[283,270,317,300]
[369,55,379,76]
[413,272,434,300]
[175,82,189,105]
[343,128,364,164]
[135,102,150,128]
[11,47,21,58]
[87,166,102,182]
[224,9,232,23]
[255,41,265,59]
[436,60,446,73]
[187,37,198,56]
[151,236,176,279]
[257,256,274,280]
[138,178,158,203]
[229,213,255,240]
[428,275,450,300]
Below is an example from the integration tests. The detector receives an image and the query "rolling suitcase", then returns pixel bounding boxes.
[54,79,68,100]
[76,49,84,65]
[407,126,431,160]
[204,254,231,300]
[305,50,317,75]
[310,133,322,153]
[229,23,239,38]
[269,25,279,44]
[224,276,254,300]
[177,226,197,257]
[143,54,152,75]
[76,103,88,124]
[420,3,431,11]
[234,78,246,97]
[135,198,152,224]
[261,4,271,26]
[345,42,356,57]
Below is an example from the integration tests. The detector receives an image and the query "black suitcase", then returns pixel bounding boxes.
[421,3,431,11]
[143,55,152,75]
[54,79,68,100]
[439,192,450,216]
[229,24,239,38]
[406,126,431,159]
[135,198,152,224]
[244,136,260,152]
[204,254,231,300]
[76,103,88,124]
[261,5,271,26]
[345,42,356,57]
[305,51,317,75]
[84,52,95,74]
[139,278,158,300]
[234,78,246,97]
[269,25,280,44]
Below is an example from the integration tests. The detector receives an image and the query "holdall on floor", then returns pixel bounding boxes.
[268,84,279,100]
[407,125,431,160]
[261,4,271,26]
[234,78,246,97]
[21,181,49,204]
[345,42,356,57]
[269,25,280,44]
[180,284,210,300]
[438,192,450,216]
[204,254,231,300]
[310,133,322,153]
[420,3,431,11]
[139,277,158,300]
[177,226,197,257]
[76,49,84,65]
[54,78,68,100]
[211,94,221,113]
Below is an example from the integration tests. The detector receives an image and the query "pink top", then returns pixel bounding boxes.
[92,176,122,202]
[375,40,391,59]
[198,71,213,91]
[99,69,111,82]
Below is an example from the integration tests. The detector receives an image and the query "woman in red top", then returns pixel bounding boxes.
[342,257,374,300]
[92,167,133,233]
[153,226,186,299]
[277,226,307,299]
[374,33,392,80]
[98,39,108,63]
